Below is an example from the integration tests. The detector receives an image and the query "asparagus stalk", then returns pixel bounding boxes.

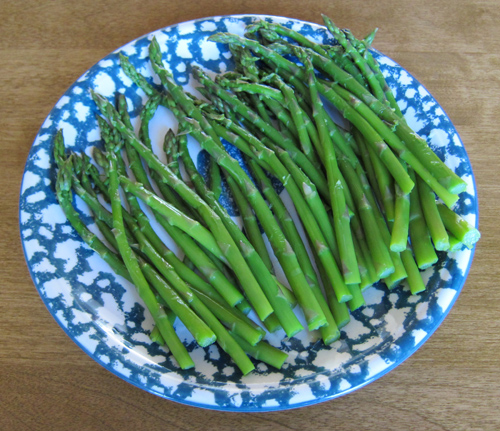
[125,206,263,347]
[361,135,395,224]
[152,122,327,332]
[55,157,130,281]
[247,159,341,345]
[303,54,360,285]
[211,112,352,304]
[337,155,395,279]
[223,171,274,272]
[208,157,223,200]
[400,247,426,295]
[134,231,257,373]
[313,241,351,329]
[408,170,439,269]
[230,332,288,370]
[191,66,330,201]
[123,193,265,337]
[325,82,459,207]
[91,90,275,322]
[437,204,480,249]
[322,15,386,102]
[177,135,304,337]
[247,159,321,290]
[55,150,197,368]
[273,77,322,170]
[417,176,450,251]
[210,31,465,194]
[80,158,258,331]
[108,149,203,367]
[110,149,219,345]
[163,129,182,178]
[390,174,411,252]
[119,176,229,267]
[448,233,465,252]
[139,47,324,329]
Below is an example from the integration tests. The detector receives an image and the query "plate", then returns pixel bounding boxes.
[19,15,478,411]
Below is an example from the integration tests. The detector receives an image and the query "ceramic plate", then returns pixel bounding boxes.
[19,15,478,411]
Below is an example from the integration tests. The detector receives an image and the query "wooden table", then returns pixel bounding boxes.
[2,1,499,429]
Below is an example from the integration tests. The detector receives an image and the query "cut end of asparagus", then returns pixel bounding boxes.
[384,277,403,290]
[390,243,407,253]
[337,292,354,304]
[263,314,282,333]
[463,229,481,249]
[322,327,341,345]
[409,283,426,295]
[197,334,218,348]
[448,235,465,252]
[149,327,166,346]
[417,258,439,270]
[347,284,365,311]
[377,265,396,280]
[444,176,468,195]
[306,313,328,332]
[442,192,460,209]
[336,316,351,330]
[285,325,305,339]
[434,239,451,252]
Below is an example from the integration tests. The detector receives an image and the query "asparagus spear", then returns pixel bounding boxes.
[176,135,304,337]
[210,31,465,194]
[83,161,266,341]
[163,129,182,178]
[322,15,386,102]
[408,170,439,269]
[230,332,288,370]
[437,204,480,249]
[418,176,450,251]
[191,66,330,201]
[246,160,341,345]
[207,111,352,304]
[144,121,327,333]
[57,168,195,368]
[303,54,360,285]
[223,172,274,272]
[141,45,326,329]
[119,176,229,265]
[91,91,275,322]
[390,175,411,252]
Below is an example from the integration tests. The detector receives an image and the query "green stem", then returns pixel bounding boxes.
[230,332,288,370]
[191,66,329,201]
[304,55,360,285]
[91,90,274,321]
[391,176,411,252]
[408,170,439,269]
[437,204,480,249]
[417,176,450,251]
[322,15,386,102]
[120,176,228,266]
[224,172,273,272]
[108,150,199,368]
[400,247,426,295]
[177,136,304,337]
[128,214,263,348]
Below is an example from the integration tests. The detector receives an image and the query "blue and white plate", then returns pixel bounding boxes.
[19,15,478,411]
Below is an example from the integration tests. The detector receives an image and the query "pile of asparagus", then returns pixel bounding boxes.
[53,15,480,374]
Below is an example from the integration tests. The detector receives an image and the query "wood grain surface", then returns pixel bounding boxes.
[1,1,499,430]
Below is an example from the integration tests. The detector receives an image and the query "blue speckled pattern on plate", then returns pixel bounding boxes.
[19,15,478,411]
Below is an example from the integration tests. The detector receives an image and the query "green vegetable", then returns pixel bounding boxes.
[51,15,480,373]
